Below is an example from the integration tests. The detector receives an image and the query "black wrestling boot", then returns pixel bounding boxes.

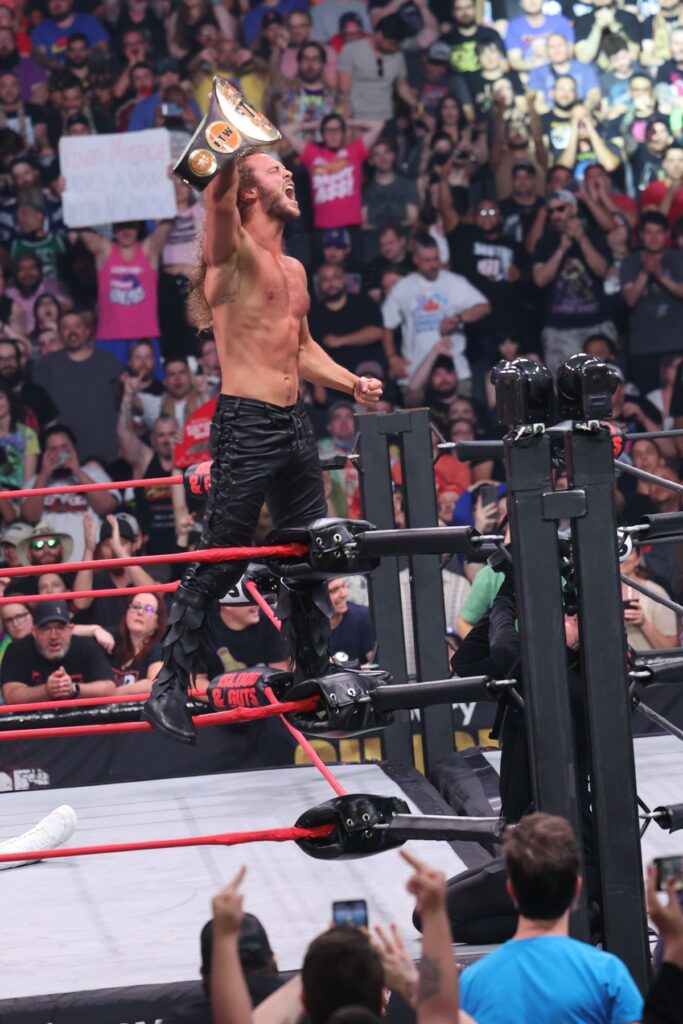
[141,585,209,744]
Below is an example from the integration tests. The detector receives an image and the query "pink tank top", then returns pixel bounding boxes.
[97,242,160,340]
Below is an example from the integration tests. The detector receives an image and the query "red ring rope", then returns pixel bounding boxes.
[0,697,321,741]
[0,690,213,713]
[0,823,335,863]
[0,475,183,503]
[0,543,308,579]
[264,686,347,799]
[0,582,179,607]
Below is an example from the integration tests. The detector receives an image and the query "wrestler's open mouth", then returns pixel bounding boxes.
[284,184,295,198]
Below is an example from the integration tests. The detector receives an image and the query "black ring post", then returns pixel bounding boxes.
[399,408,454,773]
[564,425,650,989]
[356,409,455,775]
[356,411,413,766]
[504,430,590,941]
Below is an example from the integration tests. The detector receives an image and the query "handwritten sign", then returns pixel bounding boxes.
[60,129,177,228]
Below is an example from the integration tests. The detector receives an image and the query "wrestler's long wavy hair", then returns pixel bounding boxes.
[187,148,260,332]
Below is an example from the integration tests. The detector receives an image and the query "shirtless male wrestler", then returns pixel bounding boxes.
[143,149,383,743]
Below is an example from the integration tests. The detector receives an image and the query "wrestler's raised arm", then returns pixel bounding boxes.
[203,160,244,268]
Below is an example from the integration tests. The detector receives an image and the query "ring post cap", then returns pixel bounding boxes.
[173,77,282,191]
[636,512,683,541]
[281,669,394,737]
[631,654,683,685]
[653,804,683,833]
[295,794,410,860]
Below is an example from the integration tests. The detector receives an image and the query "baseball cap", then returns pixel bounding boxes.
[547,188,577,207]
[66,113,89,129]
[238,913,274,966]
[512,158,537,174]
[156,56,181,75]
[99,513,140,544]
[322,227,351,248]
[2,522,33,548]
[219,578,252,606]
[355,359,385,380]
[427,41,451,64]
[200,913,274,975]
[339,11,363,27]
[262,11,284,26]
[328,399,355,417]
[432,354,456,373]
[33,600,70,627]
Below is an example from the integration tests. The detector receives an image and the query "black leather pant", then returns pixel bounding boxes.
[163,395,329,683]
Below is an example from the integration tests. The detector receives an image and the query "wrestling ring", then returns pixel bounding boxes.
[1,357,683,1018]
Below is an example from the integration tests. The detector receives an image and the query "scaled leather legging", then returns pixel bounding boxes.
[165,395,329,680]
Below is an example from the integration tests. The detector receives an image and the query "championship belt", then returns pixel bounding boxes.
[174,76,281,190]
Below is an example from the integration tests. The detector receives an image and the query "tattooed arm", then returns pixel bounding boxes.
[401,850,462,1024]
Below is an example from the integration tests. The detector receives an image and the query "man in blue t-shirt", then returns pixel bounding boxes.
[458,813,643,1024]
[32,0,109,65]
[328,577,374,665]
[505,0,574,73]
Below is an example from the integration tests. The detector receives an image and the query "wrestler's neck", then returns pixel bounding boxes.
[244,206,286,255]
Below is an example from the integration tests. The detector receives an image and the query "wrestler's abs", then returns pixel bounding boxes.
[209,244,310,408]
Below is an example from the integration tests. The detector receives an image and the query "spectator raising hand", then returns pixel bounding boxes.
[212,865,247,939]
[372,923,419,1009]
[212,866,256,1024]
[644,864,683,1024]
[400,849,469,1024]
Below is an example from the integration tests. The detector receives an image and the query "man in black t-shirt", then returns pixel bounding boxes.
[308,263,386,383]
[630,118,672,193]
[500,161,544,242]
[540,75,577,162]
[195,602,291,683]
[405,42,474,120]
[362,225,414,301]
[0,599,115,705]
[464,38,524,119]
[73,513,157,633]
[446,198,526,335]
[574,0,642,68]
[656,25,683,105]
[193,599,295,766]
[0,69,49,155]
[441,0,505,74]
[532,188,614,374]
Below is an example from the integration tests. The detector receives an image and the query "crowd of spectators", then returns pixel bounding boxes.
[159,812,683,1024]
[0,1,681,694]
[0,2,681,1013]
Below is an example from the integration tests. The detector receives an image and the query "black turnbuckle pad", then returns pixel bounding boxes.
[206,667,293,711]
[295,794,410,860]
[268,518,380,579]
[281,669,394,737]
[653,803,683,833]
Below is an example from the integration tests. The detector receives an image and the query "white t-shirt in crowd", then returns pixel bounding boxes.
[21,463,119,561]
[382,269,487,381]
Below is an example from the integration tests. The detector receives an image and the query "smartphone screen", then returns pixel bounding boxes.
[655,855,683,891]
[332,899,368,928]
[477,483,499,509]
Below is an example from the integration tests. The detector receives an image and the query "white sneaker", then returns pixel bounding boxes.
[0,805,78,869]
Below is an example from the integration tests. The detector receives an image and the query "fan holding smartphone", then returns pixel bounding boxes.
[332,899,369,928]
